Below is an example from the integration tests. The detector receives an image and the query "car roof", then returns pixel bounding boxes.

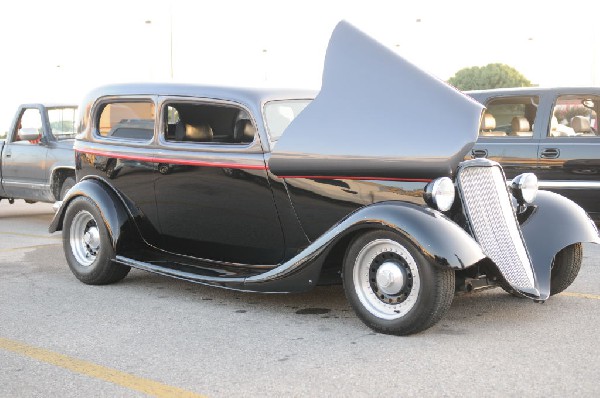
[19,103,78,108]
[466,86,600,98]
[83,83,317,105]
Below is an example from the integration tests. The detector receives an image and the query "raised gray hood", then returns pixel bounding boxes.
[268,21,484,180]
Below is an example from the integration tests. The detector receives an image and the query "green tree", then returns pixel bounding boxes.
[447,63,532,90]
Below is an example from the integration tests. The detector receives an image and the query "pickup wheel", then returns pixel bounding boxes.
[550,243,582,296]
[59,177,76,200]
[63,196,130,285]
[343,230,454,335]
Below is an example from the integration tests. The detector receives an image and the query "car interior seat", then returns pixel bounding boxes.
[571,116,592,134]
[479,113,506,136]
[550,116,576,137]
[233,119,256,143]
[511,116,533,137]
[184,123,213,142]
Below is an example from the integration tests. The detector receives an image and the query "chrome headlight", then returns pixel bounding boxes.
[511,173,538,204]
[423,177,455,212]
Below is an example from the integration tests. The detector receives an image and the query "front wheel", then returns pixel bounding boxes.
[550,243,582,296]
[63,196,130,284]
[343,230,455,335]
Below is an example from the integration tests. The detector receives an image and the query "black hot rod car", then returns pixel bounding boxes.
[50,21,599,335]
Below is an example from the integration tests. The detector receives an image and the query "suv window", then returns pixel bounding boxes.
[12,108,43,144]
[163,102,255,144]
[480,96,538,138]
[549,95,599,137]
[97,101,155,140]
[48,107,77,140]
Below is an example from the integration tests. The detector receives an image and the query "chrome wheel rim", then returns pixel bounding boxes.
[353,239,420,320]
[69,210,100,267]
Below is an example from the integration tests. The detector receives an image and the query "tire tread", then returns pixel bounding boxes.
[550,243,582,296]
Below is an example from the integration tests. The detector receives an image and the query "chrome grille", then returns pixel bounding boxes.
[457,164,535,291]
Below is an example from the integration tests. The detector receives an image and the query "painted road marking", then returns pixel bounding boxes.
[0,243,61,253]
[0,231,59,239]
[560,292,600,300]
[0,338,205,398]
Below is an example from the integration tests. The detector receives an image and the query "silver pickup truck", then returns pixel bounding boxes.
[0,103,76,204]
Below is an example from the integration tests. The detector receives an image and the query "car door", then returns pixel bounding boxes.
[537,93,600,222]
[1,106,50,201]
[468,94,542,180]
[153,97,284,265]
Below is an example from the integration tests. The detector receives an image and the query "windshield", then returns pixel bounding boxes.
[264,100,311,141]
[47,107,78,140]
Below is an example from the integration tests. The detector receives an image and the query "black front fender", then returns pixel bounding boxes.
[243,201,486,292]
[49,178,135,252]
[520,190,600,298]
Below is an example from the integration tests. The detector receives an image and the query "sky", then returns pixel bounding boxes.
[1,0,599,133]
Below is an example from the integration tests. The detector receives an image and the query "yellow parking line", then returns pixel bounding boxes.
[560,292,600,300]
[0,337,206,398]
[0,232,58,239]
[0,243,61,253]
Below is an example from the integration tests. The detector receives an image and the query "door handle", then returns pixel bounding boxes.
[541,148,560,159]
[472,149,488,158]
[5,151,11,158]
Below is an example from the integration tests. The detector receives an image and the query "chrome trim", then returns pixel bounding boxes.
[1,180,49,188]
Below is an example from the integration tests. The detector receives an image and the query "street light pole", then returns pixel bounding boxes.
[169,4,173,79]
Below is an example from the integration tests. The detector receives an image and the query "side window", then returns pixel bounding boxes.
[480,96,538,138]
[12,108,43,144]
[97,101,155,141]
[549,95,598,137]
[163,102,255,144]
[48,107,77,140]
[264,100,311,141]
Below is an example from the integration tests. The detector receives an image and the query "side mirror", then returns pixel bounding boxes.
[18,127,41,141]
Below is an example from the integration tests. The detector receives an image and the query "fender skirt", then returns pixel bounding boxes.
[520,190,600,299]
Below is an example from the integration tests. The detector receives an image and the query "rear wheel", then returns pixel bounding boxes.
[343,230,454,335]
[550,243,582,296]
[59,177,75,200]
[63,196,130,284]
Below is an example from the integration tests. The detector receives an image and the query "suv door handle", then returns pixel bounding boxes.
[541,148,560,159]
[472,149,488,158]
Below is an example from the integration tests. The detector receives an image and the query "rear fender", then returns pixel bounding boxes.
[520,190,600,298]
[49,177,137,252]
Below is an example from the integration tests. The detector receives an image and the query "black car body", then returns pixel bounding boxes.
[50,22,599,335]
[468,87,600,223]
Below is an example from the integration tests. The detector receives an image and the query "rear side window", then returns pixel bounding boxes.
[48,107,77,140]
[97,101,155,141]
[480,96,538,138]
[549,95,599,137]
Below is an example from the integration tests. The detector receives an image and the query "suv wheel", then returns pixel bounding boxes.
[59,177,75,201]
[550,243,582,296]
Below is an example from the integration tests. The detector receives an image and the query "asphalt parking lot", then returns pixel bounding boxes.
[1,201,599,397]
